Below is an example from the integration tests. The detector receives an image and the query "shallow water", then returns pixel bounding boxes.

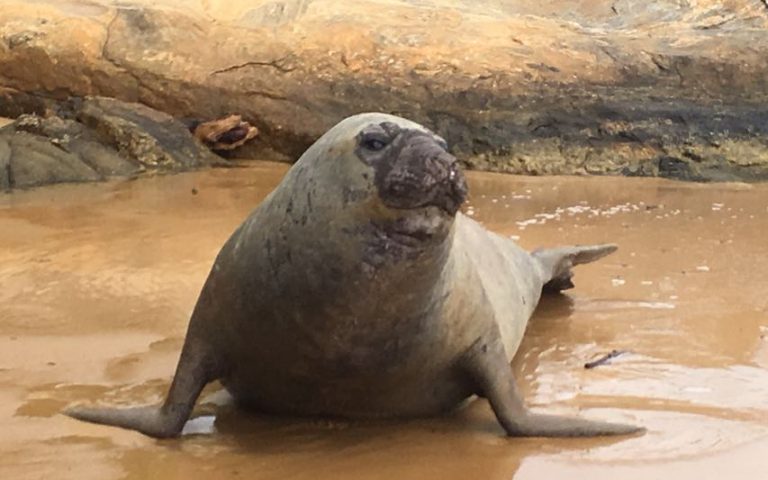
[1,162,767,479]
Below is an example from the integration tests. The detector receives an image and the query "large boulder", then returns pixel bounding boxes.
[1,0,768,181]
[0,97,220,190]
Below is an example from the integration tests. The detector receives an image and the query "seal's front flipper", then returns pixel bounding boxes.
[65,404,186,438]
[532,244,618,293]
[64,337,219,438]
[462,336,643,438]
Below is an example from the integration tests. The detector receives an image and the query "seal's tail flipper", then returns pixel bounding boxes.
[532,244,618,293]
[64,338,217,438]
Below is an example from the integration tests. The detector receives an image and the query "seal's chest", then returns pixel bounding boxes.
[301,316,433,376]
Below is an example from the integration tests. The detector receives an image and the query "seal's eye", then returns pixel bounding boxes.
[361,134,389,152]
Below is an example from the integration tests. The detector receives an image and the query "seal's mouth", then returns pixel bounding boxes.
[388,227,434,247]
[376,207,451,247]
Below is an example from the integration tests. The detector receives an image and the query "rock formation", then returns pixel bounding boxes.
[1,1,768,183]
[0,97,220,190]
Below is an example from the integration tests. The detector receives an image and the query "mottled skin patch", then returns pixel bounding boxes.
[65,113,643,439]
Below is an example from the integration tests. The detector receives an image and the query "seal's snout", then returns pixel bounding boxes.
[422,148,468,215]
[382,137,467,215]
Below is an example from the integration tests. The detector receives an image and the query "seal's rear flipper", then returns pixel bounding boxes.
[532,244,618,293]
[462,334,644,438]
[64,337,218,438]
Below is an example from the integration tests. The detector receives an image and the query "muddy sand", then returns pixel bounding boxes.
[1,163,767,479]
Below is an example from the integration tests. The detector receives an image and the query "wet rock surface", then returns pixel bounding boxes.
[0,97,220,190]
[1,1,768,182]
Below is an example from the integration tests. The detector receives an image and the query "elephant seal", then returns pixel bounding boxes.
[66,113,643,438]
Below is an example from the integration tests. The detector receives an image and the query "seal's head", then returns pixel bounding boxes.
[291,113,468,249]
[353,120,467,217]
[346,115,468,249]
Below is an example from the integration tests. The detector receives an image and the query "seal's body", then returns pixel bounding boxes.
[66,114,643,438]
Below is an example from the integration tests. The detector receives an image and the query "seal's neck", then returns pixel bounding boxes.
[357,217,455,286]
[241,160,456,317]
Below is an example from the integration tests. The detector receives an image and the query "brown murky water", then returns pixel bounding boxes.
[1,163,767,479]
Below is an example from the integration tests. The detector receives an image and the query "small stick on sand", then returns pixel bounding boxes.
[584,349,627,369]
